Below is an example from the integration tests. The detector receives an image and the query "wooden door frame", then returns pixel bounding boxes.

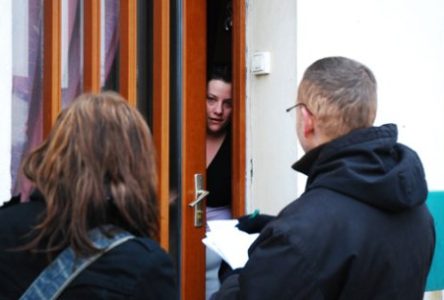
[180,0,246,299]
[83,0,101,93]
[119,0,138,106]
[44,0,103,135]
[231,0,246,218]
[43,0,61,137]
[152,0,171,250]
[43,0,170,246]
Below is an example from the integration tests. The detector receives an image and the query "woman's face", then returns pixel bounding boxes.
[206,79,233,135]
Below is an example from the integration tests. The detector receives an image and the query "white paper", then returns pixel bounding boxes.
[203,219,259,269]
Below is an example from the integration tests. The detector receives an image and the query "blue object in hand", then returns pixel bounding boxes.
[236,210,275,234]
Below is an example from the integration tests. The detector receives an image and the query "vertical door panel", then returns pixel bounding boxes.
[83,0,101,93]
[231,0,246,217]
[180,0,207,299]
[43,0,62,137]
[119,0,137,106]
[153,0,171,250]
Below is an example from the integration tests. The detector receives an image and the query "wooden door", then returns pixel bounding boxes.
[178,0,246,299]
[180,0,207,299]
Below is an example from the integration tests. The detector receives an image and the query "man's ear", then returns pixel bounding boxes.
[301,106,315,138]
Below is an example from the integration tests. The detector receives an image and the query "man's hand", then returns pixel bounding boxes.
[236,212,276,234]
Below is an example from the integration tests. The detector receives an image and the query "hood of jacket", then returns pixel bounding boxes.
[293,124,428,212]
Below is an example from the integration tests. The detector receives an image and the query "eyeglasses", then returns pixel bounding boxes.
[285,103,306,113]
[286,102,314,116]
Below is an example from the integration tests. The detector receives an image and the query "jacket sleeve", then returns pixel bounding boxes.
[214,225,323,300]
[132,249,178,300]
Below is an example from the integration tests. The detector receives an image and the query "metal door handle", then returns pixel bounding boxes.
[189,189,209,207]
[188,174,209,227]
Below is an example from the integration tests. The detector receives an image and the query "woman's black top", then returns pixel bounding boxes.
[206,131,232,208]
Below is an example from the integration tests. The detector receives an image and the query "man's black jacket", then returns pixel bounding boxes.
[215,124,435,300]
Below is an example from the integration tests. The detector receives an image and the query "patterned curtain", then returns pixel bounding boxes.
[11,0,120,199]
[11,0,44,198]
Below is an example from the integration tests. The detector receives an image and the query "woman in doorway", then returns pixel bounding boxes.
[205,65,233,299]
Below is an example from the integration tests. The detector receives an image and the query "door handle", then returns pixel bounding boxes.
[188,189,209,207]
[188,174,209,227]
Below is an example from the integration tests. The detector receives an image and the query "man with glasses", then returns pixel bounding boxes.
[213,56,435,300]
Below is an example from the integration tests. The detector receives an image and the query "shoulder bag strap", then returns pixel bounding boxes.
[19,226,135,300]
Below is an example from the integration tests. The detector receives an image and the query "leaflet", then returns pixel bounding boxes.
[202,219,259,269]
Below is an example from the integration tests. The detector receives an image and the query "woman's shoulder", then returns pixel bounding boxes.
[1,190,45,211]
[0,194,21,209]
[66,236,177,299]
[0,195,44,232]
[101,236,173,270]
[126,238,177,299]
[128,237,170,256]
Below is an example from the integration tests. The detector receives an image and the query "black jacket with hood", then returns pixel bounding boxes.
[215,124,435,300]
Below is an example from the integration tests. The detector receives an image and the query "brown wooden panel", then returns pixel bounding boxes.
[231,0,246,217]
[43,0,62,137]
[152,0,170,250]
[83,0,101,93]
[181,0,207,299]
[119,0,137,106]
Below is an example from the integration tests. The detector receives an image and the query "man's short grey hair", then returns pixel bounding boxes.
[298,56,377,138]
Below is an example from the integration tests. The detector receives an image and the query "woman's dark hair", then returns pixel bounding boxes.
[21,91,158,257]
[207,64,232,83]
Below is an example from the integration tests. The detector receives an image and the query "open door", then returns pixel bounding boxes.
[179,1,207,299]
[176,1,245,299]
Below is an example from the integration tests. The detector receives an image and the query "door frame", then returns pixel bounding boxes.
[231,0,246,218]
[178,0,246,299]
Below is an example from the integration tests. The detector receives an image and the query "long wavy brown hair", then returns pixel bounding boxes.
[21,92,158,257]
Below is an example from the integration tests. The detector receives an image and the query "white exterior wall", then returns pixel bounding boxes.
[246,0,444,213]
[0,0,12,204]
[245,0,299,215]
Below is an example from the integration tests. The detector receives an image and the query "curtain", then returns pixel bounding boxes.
[11,0,120,199]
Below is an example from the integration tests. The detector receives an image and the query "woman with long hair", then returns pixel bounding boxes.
[0,92,176,299]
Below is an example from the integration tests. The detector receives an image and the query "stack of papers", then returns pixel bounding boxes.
[202,219,259,269]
